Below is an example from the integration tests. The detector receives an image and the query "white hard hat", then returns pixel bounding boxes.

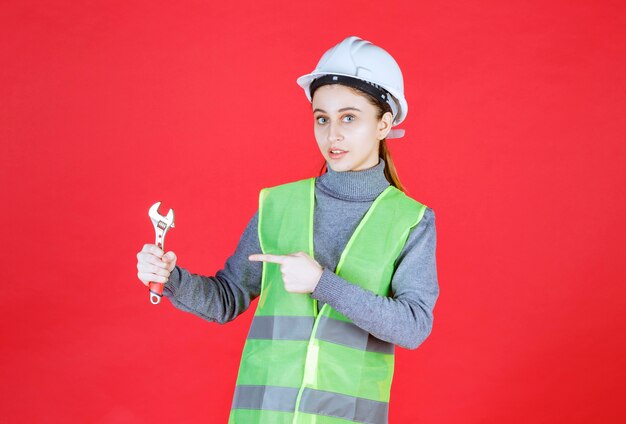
[297,36,408,138]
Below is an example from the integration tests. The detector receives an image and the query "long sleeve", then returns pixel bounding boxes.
[162,211,263,324]
[311,207,439,350]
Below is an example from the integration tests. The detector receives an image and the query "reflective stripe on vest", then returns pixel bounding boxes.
[232,385,388,423]
[248,315,394,354]
[229,177,426,424]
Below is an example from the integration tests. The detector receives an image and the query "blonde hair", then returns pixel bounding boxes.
[316,86,407,193]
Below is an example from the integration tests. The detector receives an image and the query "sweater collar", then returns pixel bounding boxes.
[316,158,390,201]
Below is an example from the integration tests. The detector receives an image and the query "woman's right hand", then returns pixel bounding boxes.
[136,244,178,287]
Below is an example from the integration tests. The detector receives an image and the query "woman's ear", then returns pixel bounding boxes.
[377,111,394,140]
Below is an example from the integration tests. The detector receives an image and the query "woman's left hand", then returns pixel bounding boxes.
[248,251,323,294]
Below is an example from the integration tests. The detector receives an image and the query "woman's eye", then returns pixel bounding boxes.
[315,115,354,124]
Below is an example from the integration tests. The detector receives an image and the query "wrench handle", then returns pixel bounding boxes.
[149,236,167,305]
[149,282,164,304]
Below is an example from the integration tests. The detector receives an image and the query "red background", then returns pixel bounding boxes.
[2,1,625,423]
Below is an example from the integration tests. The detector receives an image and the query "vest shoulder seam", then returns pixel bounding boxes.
[388,186,428,209]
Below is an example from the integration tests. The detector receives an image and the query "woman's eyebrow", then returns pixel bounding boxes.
[313,107,362,113]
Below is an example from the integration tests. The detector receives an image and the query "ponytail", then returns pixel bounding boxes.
[379,139,406,193]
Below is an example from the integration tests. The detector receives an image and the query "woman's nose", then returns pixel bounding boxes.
[327,122,343,142]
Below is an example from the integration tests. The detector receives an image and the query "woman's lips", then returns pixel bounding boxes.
[329,149,348,159]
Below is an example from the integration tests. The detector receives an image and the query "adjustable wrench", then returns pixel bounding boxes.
[148,201,175,304]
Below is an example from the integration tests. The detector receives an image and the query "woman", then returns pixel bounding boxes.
[136,35,439,424]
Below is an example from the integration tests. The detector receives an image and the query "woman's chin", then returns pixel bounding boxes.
[326,161,352,172]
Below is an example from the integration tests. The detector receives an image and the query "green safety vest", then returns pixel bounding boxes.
[229,177,426,424]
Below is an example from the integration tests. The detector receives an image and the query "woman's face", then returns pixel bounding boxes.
[312,84,392,172]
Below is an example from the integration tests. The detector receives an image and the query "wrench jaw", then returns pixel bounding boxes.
[149,202,175,230]
[149,202,175,248]
[148,201,162,219]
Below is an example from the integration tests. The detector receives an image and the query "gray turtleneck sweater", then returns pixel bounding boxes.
[163,158,439,349]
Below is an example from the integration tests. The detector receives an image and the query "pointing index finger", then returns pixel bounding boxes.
[248,254,286,264]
